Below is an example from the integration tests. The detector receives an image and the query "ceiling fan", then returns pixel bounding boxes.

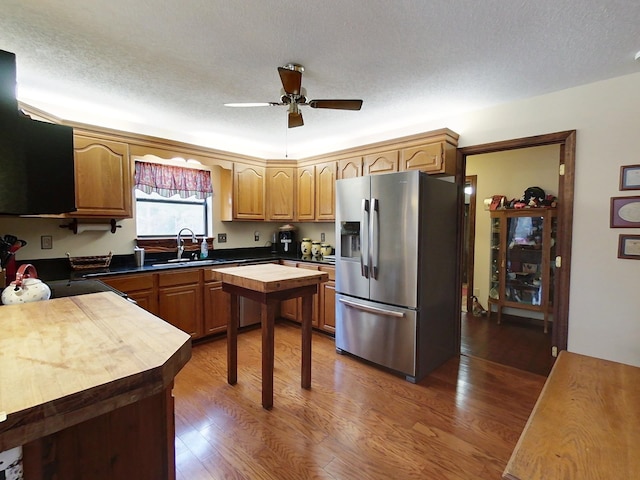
[224,63,363,128]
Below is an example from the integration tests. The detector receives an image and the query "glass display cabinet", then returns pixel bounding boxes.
[487,208,557,333]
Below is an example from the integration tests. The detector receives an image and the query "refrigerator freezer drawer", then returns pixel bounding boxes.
[335,294,417,378]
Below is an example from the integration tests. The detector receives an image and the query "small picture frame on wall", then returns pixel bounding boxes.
[618,234,640,259]
[610,196,640,227]
[620,164,640,190]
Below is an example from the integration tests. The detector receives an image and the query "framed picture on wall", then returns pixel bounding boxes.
[610,196,640,227]
[620,164,640,190]
[618,234,640,259]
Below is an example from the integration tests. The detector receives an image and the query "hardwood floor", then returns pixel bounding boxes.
[173,323,546,479]
[461,312,554,376]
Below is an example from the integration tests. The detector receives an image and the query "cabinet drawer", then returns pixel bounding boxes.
[203,264,239,282]
[158,269,201,287]
[320,265,335,281]
[102,273,154,292]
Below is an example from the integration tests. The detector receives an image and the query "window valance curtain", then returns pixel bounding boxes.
[134,161,213,199]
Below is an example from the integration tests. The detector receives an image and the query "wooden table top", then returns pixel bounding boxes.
[0,292,191,450]
[503,350,640,479]
[211,263,328,293]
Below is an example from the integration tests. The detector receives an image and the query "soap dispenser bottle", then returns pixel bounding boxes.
[200,238,208,259]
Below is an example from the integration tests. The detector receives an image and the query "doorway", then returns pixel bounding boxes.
[457,131,576,369]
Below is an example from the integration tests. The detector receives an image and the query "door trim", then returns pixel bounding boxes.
[457,130,575,353]
[464,175,478,313]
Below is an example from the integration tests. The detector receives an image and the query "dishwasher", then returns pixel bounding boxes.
[239,295,261,327]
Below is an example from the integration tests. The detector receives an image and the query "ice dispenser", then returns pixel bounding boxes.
[340,221,361,258]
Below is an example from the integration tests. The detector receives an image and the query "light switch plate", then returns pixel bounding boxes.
[41,235,53,249]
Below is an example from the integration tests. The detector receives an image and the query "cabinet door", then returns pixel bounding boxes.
[318,266,336,333]
[315,162,336,221]
[158,269,203,337]
[400,141,457,175]
[266,166,295,221]
[233,164,265,220]
[298,263,320,327]
[319,280,336,334]
[101,273,158,315]
[338,156,362,179]
[72,135,132,218]
[280,297,299,322]
[363,150,398,175]
[126,289,158,314]
[296,166,315,221]
[203,281,230,335]
[158,284,202,337]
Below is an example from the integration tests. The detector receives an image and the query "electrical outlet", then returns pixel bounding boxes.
[254,231,260,242]
[321,232,325,242]
[217,233,227,243]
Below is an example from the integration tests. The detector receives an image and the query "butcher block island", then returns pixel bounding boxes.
[0,292,191,480]
[212,263,328,409]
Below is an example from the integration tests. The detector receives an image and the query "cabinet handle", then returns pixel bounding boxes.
[339,297,405,318]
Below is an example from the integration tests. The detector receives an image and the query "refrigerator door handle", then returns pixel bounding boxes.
[339,297,405,318]
[361,198,369,278]
[370,197,379,279]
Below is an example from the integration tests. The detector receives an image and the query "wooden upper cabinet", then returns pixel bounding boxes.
[296,165,315,221]
[233,163,265,220]
[315,162,336,221]
[266,166,295,221]
[400,141,456,175]
[338,156,362,179]
[72,135,132,218]
[363,150,398,175]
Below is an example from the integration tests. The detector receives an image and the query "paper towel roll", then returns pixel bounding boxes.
[76,223,113,234]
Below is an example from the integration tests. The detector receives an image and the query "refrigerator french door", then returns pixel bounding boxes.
[335,170,458,382]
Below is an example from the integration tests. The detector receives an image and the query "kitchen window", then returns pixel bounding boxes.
[134,160,213,237]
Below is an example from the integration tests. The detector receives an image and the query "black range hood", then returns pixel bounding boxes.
[0,49,75,215]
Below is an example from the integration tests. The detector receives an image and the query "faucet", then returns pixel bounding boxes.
[176,227,197,260]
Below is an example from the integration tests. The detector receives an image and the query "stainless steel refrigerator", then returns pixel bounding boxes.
[335,170,458,382]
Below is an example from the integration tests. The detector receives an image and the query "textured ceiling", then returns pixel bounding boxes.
[2,1,639,159]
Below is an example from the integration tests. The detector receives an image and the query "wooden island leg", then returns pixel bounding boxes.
[301,294,312,389]
[227,293,238,385]
[262,301,276,409]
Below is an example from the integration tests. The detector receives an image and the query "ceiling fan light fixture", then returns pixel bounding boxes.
[224,64,362,127]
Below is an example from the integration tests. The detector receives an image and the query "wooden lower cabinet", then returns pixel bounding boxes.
[102,261,335,338]
[280,296,298,322]
[158,270,203,338]
[319,266,336,333]
[278,261,335,334]
[23,386,175,480]
[203,268,232,335]
[102,273,158,315]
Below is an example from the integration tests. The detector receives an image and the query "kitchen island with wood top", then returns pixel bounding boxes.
[503,350,640,479]
[212,263,328,409]
[0,292,191,479]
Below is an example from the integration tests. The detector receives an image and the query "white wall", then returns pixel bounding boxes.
[419,72,640,368]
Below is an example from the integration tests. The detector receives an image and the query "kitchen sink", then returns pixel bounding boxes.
[151,259,222,268]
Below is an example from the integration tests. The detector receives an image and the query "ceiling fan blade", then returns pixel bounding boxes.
[224,102,281,107]
[288,111,304,128]
[308,99,363,110]
[278,67,302,96]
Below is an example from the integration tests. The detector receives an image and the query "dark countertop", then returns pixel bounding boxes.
[17,247,335,282]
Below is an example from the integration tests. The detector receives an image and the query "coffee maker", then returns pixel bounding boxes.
[278,224,297,254]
